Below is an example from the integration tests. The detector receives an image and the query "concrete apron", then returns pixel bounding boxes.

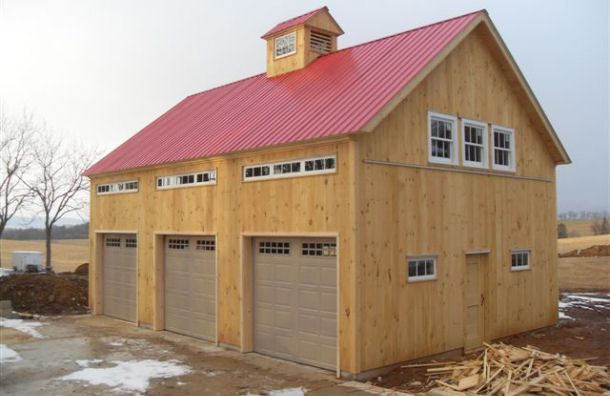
[0,315,410,395]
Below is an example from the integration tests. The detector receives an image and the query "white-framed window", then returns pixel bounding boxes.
[97,180,138,195]
[156,170,216,190]
[407,256,437,282]
[274,31,296,59]
[243,155,336,181]
[511,249,530,271]
[461,119,488,168]
[428,111,458,165]
[491,125,515,172]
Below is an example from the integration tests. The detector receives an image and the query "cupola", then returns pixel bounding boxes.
[261,6,344,78]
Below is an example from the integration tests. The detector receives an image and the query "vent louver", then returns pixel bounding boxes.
[310,31,332,54]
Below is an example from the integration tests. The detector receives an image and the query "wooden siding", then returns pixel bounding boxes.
[89,139,360,372]
[356,28,558,370]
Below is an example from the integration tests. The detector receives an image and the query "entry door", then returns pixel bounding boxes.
[464,254,486,352]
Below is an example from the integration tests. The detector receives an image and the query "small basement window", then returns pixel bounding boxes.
[511,250,530,271]
[462,119,488,168]
[492,126,515,171]
[157,170,216,189]
[274,31,296,59]
[243,155,336,181]
[310,31,332,54]
[407,256,437,282]
[97,180,138,195]
[428,112,458,165]
[259,241,290,255]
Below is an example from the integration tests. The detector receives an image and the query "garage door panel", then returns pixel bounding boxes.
[103,234,137,323]
[254,237,337,370]
[165,236,216,341]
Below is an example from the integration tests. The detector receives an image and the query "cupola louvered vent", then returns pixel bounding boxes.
[310,31,332,54]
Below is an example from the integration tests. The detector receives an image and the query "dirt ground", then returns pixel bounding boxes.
[0,239,89,273]
[0,273,89,315]
[0,315,392,396]
[557,234,610,254]
[372,291,610,394]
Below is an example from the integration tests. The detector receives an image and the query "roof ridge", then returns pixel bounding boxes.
[273,6,327,28]
[327,9,484,56]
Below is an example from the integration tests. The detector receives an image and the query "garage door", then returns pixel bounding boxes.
[103,234,137,322]
[254,237,337,370]
[164,236,216,340]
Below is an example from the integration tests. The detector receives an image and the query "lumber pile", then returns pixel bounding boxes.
[425,343,609,395]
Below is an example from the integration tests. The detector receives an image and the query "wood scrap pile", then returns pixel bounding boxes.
[423,343,609,395]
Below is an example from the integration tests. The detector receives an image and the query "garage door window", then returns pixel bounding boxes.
[168,239,189,249]
[196,240,215,251]
[302,242,336,256]
[105,238,121,247]
[258,241,290,255]
[125,238,137,248]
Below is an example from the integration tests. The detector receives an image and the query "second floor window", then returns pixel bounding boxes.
[428,112,458,165]
[492,126,515,171]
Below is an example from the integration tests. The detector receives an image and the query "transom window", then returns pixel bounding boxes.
[97,180,138,195]
[105,238,121,247]
[125,239,137,248]
[407,256,437,282]
[428,112,458,164]
[462,119,488,168]
[302,242,336,256]
[511,250,530,271]
[157,170,216,189]
[243,155,336,181]
[168,239,189,249]
[274,31,296,58]
[492,126,515,171]
[196,240,215,251]
[259,241,290,255]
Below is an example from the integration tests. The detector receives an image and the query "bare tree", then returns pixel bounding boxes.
[0,113,35,257]
[22,132,96,271]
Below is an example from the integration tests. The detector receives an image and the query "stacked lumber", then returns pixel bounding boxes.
[425,343,609,395]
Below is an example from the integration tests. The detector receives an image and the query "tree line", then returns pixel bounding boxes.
[1,112,98,269]
[2,222,89,240]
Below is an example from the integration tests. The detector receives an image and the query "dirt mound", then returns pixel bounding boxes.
[74,263,89,276]
[559,244,610,257]
[0,273,88,315]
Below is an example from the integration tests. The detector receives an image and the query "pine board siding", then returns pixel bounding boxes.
[356,28,558,370]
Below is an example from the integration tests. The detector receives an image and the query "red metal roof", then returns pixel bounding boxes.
[85,11,482,176]
[261,6,328,38]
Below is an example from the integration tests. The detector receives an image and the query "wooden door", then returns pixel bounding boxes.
[464,254,486,352]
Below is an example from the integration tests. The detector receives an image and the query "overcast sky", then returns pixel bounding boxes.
[1,0,608,214]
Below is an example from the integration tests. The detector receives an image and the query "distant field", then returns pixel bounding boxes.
[557,234,610,254]
[557,234,609,291]
[558,219,597,237]
[0,239,89,273]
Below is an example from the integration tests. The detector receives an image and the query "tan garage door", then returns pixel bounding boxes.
[254,237,337,370]
[103,234,137,322]
[164,236,216,340]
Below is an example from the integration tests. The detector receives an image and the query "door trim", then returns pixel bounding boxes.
[152,231,218,345]
[240,231,340,378]
[93,230,139,325]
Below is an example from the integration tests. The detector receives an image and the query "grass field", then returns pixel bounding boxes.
[558,219,598,237]
[557,234,610,254]
[0,239,89,273]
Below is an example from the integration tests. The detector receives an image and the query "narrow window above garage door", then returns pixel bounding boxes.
[243,155,336,181]
[157,169,216,189]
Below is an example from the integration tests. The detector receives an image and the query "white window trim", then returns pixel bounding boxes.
[491,125,516,172]
[97,180,138,196]
[274,31,297,59]
[243,154,337,182]
[428,111,459,165]
[407,255,438,282]
[461,118,489,169]
[156,169,217,190]
[510,249,531,271]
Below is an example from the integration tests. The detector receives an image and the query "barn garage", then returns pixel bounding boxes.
[103,234,137,322]
[164,235,216,340]
[253,237,337,370]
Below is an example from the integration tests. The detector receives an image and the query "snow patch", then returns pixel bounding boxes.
[0,344,22,363]
[59,359,191,393]
[108,340,125,347]
[0,317,44,338]
[0,268,13,277]
[76,359,103,367]
[268,388,308,396]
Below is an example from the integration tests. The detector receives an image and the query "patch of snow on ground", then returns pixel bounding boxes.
[0,344,22,363]
[59,359,191,393]
[0,317,44,338]
[558,292,609,320]
[268,387,308,396]
[108,340,125,347]
[76,359,103,367]
[0,268,13,277]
